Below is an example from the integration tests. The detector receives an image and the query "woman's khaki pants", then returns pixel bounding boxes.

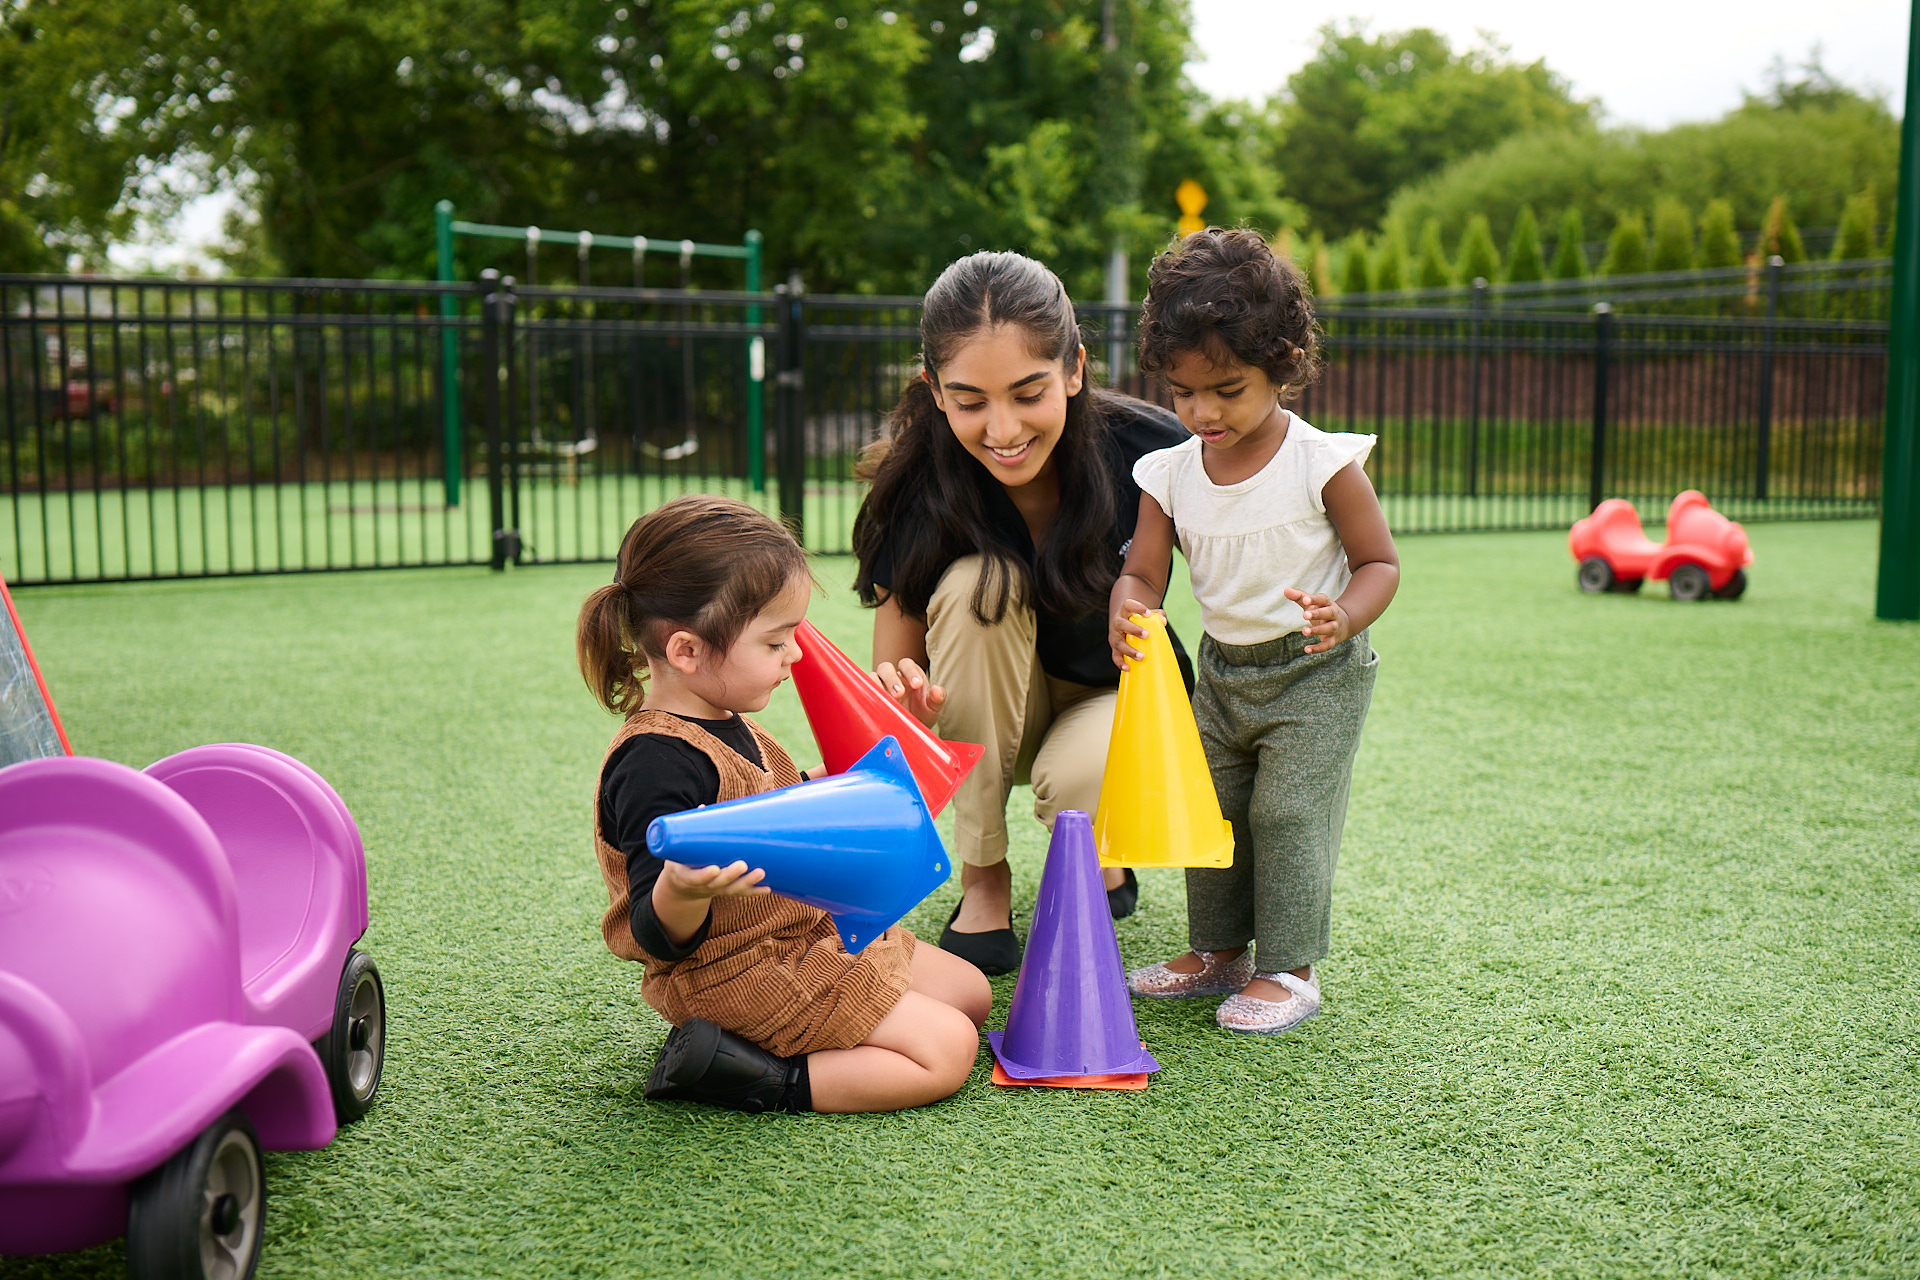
[925,556,1115,867]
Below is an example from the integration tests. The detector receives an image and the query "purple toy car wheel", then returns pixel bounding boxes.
[319,949,386,1124]
[127,1109,264,1280]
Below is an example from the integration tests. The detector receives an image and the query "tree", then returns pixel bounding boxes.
[1299,231,1331,297]
[1601,212,1647,276]
[1504,205,1546,283]
[1456,213,1499,284]
[1550,208,1589,280]
[1262,22,1590,238]
[1830,190,1881,318]
[1382,57,1897,252]
[1698,199,1742,269]
[1649,198,1695,273]
[1832,190,1878,260]
[1757,196,1806,263]
[1340,232,1372,295]
[1414,218,1452,289]
[0,0,146,269]
[10,0,1253,292]
[1372,223,1408,293]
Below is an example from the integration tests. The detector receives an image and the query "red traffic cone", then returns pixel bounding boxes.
[789,620,983,816]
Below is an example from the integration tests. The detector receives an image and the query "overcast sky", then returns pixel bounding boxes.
[1186,0,1911,128]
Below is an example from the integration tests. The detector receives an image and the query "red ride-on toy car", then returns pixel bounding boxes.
[1568,491,1752,601]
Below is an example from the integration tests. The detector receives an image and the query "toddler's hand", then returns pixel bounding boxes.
[1285,587,1351,654]
[661,859,770,901]
[870,658,946,729]
[1109,602,1162,669]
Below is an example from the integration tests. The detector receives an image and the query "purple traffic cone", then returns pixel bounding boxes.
[988,810,1160,1080]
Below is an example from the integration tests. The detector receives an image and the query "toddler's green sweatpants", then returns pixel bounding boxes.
[1186,629,1377,974]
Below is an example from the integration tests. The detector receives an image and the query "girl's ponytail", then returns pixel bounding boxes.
[577,581,644,716]
[577,495,811,718]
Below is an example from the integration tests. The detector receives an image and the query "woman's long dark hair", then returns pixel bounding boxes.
[852,251,1118,625]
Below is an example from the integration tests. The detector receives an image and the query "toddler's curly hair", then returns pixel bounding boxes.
[1138,227,1321,398]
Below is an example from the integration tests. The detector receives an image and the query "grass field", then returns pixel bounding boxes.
[5,520,1917,1279]
[1,469,1874,584]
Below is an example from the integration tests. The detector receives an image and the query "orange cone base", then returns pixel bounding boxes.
[990,1059,1149,1091]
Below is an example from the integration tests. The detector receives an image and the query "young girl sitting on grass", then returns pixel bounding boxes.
[577,495,990,1112]
[1109,227,1399,1035]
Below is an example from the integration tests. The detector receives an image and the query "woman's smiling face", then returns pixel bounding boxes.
[928,324,1084,489]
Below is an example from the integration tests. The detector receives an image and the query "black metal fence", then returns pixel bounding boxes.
[1,271,1888,586]
[1339,255,1894,318]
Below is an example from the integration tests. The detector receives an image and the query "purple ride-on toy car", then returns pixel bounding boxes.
[0,743,386,1280]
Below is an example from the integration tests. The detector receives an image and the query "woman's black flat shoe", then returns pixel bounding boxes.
[938,901,1022,976]
[1107,868,1139,920]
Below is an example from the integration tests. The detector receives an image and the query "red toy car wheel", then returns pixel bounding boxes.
[1669,563,1713,601]
[1577,557,1614,592]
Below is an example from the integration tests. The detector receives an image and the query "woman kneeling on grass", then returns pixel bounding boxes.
[852,250,1194,976]
[578,495,991,1113]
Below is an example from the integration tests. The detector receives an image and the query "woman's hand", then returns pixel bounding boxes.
[1285,587,1352,654]
[871,657,946,729]
[660,859,770,902]
[1109,601,1162,669]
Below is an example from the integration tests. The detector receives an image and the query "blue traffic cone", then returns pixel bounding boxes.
[989,810,1160,1084]
[646,736,949,954]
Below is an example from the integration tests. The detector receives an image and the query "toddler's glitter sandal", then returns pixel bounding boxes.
[1215,967,1321,1035]
[1126,948,1255,998]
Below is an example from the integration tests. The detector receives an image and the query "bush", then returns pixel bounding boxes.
[1757,196,1806,263]
[1831,190,1878,261]
[1380,93,1898,252]
[1415,218,1454,289]
[1698,199,1742,269]
[1601,212,1648,276]
[1456,213,1500,285]
[1341,232,1373,295]
[1373,224,1409,293]
[1650,198,1695,273]
[1550,208,1589,279]
[1829,191,1883,319]
[1504,205,1546,283]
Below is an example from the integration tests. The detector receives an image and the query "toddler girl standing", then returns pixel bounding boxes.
[1108,228,1399,1035]
[578,495,989,1111]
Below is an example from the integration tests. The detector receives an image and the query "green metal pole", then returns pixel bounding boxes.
[1877,0,1920,620]
[436,200,463,508]
[744,229,766,493]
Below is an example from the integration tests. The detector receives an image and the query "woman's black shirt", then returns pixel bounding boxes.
[868,394,1195,690]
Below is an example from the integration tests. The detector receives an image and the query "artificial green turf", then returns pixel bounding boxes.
[5,521,1917,1279]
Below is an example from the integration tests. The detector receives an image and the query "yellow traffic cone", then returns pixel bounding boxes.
[1092,613,1234,869]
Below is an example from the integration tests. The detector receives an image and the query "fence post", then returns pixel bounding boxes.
[480,270,521,570]
[773,277,807,543]
[435,200,462,508]
[1466,276,1487,499]
[1589,303,1612,512]
[1878,0,1920,620]
[744,228,766,493]
[1756,254,1783,501]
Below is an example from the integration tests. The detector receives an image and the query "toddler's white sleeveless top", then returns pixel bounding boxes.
[1133,416,1376,645]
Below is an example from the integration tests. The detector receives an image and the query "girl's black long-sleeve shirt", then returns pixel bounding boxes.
[597,712,764,962]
